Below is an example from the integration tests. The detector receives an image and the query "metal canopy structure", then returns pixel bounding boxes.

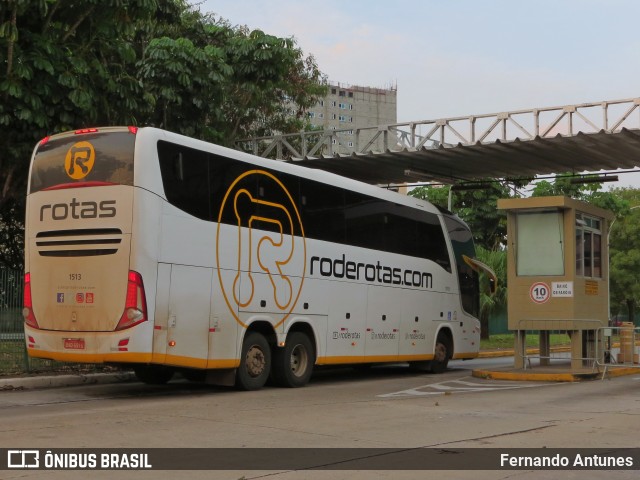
[236,97,640,185]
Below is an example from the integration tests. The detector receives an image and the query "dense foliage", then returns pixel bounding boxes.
[0,0,326,268]
[608,188,640,323]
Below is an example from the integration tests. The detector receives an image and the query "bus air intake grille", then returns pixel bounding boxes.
[35,228,123,257]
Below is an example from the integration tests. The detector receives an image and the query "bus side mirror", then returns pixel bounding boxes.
[463,255,497,297]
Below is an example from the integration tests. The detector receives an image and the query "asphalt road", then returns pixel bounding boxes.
[0,357,638,480]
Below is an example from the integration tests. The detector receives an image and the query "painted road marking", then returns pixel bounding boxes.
[378,378,551,398]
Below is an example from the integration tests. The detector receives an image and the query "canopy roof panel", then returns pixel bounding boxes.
[238,97,640,185]
[291,128,640,185]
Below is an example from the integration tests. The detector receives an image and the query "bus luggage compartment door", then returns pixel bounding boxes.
[156,264,212,369]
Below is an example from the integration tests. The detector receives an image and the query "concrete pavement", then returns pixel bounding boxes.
[1,347,637,391]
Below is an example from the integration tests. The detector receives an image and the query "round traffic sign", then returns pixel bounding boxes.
[530,282,550,304]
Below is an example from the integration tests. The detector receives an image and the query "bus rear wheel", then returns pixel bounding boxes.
[134,365,174,385]
[236,331,271,391]
[271,332,314,388]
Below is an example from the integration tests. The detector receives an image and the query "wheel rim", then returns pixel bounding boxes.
[245,344,266,378]
[434,342,447,362]
[290,344,309,378]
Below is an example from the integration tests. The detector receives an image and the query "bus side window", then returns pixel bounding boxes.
[443,216,479,317]
[173,152,184,181]
[158,141,211,221]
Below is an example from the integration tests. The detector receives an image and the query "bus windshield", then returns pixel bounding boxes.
[30,129,135,193]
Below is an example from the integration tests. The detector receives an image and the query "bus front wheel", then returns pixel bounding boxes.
[271,332,314,388]
[429,333,451,373]
[236,331,271,391]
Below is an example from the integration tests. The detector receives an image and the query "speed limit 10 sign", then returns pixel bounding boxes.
[530,282,551,304]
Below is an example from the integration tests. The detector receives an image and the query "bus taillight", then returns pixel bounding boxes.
[116,271,148,331]
[23,273,39,329]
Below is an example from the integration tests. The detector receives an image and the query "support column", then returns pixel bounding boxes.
[570,330,583,370]
[539,331,550,366]
[514,330,527,369]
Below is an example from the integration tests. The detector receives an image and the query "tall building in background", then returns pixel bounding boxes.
[307,82,398,155]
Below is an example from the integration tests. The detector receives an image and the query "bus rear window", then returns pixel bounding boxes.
[30,131,135,193]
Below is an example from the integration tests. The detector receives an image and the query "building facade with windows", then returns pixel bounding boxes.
[307,82,398,155]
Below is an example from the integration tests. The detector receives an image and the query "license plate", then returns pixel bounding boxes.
[63,338,85,350]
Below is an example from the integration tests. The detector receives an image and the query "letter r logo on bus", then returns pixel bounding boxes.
[216,170,306,328]
[64,141,95,180]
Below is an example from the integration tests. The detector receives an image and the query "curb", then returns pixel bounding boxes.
[477,347,571,359]
[0,372,136,391]
[472,366,639,382]
[472,368,596,382]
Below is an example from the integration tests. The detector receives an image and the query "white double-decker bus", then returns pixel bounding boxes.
[24,126,491,389]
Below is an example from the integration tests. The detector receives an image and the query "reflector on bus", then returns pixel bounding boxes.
[22,273,39,329]
[116,271,148,331]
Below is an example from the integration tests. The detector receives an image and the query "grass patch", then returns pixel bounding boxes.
[481,333,571,350]
[0,340,113,376]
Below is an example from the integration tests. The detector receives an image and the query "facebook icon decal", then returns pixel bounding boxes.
[57,293,64,303]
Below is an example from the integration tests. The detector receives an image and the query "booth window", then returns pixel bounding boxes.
[516,211,565,276]
[576,213,602,278]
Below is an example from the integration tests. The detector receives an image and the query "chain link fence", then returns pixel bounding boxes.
[0,268,112,376]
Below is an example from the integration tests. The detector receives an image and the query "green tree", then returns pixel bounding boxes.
[530,173,627,214]
[0,0,326,268]
[476,246,507,339]
[138,14,326,145]
[0,0,168,267]
[531,174,600,199]
[608,188,640,324]
[409,182,515,250]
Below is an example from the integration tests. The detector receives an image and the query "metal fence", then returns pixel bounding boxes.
[515,319,603,370]
[0,268,28,374]
[236,97,640,159]
[0,268,110,376]
[513,319,640,377]
[596,324,640,379]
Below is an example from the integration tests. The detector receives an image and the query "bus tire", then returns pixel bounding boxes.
[271,332,314,388]
[134,365,174,385]
[429,332,451,374]
[236,331,271,391]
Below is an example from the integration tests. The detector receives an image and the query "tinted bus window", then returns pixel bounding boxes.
[300,180,345,243]
[158,141,211,221]
[30,132,135,193]
[444,215,479,317]
[157,140,451,269]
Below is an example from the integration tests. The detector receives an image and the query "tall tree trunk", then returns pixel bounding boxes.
[480,311,490,339]
[5,5,17,80]
[627,299,636,325]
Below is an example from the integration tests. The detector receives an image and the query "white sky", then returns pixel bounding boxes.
[196,0,640,187]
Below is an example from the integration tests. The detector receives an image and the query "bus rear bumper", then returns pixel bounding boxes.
[24,325,152,365]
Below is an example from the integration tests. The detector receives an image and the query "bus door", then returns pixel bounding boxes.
[155,264,212,368]
[325,283,366,363]
[398,292,431,358]
[365,285,400,359]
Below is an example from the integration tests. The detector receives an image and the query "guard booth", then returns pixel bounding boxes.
[497,196,615,370]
